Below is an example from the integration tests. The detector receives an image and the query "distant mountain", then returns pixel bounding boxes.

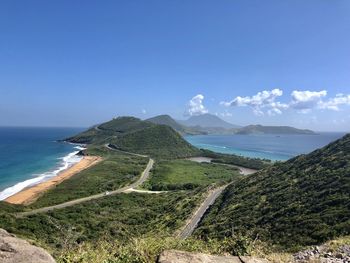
[66,116,199,158]
[146,115,206,135]
[178,114,240,129]
[235,124,315,135]
[196,133,350,249]
[146,115,185,132]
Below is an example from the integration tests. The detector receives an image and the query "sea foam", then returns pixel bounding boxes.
[0,145,85,201]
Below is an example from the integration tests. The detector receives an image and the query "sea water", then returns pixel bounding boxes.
[0,127,85,200]
[185,132,346,161]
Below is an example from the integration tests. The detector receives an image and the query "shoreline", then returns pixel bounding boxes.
[5,155,102,205]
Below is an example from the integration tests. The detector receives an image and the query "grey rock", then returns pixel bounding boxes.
[0,228,55,263]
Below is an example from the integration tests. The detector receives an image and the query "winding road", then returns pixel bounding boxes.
[178,157,257,239]
[17,157,154,217]
[179,185,227,239]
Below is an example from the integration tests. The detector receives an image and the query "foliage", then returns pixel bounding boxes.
[0,190,205,255]
[143,159,241,191]
[30,150,148,208]
[146,115,185,132]
[57,235,258,263]
[235,125,315,135]
[196,134,350,251]
[98,116,153,133]
[110,125,200,159]
[200,149,270,170]
[66,117,199,159]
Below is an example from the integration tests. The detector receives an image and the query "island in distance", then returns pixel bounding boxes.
[146,113,316,135]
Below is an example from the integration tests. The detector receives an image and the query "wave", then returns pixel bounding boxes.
[197,143,228,149]
[0,145,85,201]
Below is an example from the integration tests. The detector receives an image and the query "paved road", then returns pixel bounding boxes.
[105,144,148,158]
[178,185,228,239]
[187,157,257,175]
[178,158,258,239]
[17,158,154,217]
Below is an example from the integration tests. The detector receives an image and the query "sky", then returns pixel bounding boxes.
[0,0,349,131]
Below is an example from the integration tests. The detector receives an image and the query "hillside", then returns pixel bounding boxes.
[109,125,199,158]
[65,117,153,144]
[196,134,350,250]
[66,116,199,158]
[146,115,184,132]
[179,113,240,129]
[235,125,315,135]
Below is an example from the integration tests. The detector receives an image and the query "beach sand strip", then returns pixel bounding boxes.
[5,156,102,205]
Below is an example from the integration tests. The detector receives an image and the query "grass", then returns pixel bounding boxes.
[56,236,248,263]
[195,134,350,251]
[142,159,242,191]
[200,149,271,170]
[30,149,148,208]
[0,191,205,256]
[110,125,200,159]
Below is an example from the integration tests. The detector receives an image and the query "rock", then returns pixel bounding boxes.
[0,229,55,263]
[158,250,269,263]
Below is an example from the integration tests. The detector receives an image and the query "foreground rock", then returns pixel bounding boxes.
[0,229,55,263]
[158,250,269,263]
[293,244,350,263]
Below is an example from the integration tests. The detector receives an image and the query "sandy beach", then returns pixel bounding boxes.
[5,156,102,205]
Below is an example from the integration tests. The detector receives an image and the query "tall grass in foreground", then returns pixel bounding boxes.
[57,236,252,263]
[59,235,350,263]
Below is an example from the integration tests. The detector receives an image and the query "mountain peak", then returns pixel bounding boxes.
[180,113,240,129]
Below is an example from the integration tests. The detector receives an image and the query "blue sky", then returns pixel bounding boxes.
[0,0,349,131]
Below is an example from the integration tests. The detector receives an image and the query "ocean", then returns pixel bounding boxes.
[0,127,85,200]
[185,132,346,161]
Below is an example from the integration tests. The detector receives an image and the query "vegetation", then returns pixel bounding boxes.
[57,234,261,263]
[196,134,350,251]
[30,149,148,208]
[109,125,199,159]
[200,149,271,170]
[98,116,153,133]
[0,191,205,255]
[146,115,185,133]
[1,116,347,262]
[235,124,315,135]
[67,116,199,159]
[143,159,241,191]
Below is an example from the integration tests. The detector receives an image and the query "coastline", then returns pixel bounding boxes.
[5,155,102,205]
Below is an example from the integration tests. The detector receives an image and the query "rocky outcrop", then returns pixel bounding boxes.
[294,245,350,263]
[158,250,269,263]
[0,229,55,263]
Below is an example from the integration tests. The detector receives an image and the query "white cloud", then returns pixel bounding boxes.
[290,90,327,112]
[141,109,147,114]
[318,93,350,111]
[185,94,208,116]
[220,89,288,116]
[221,88,350,116]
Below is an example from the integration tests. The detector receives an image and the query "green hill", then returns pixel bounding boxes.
[109,125,199,158]
[146,115,185,132]
[66,116,199,158]
[235,124,315,135]
[98,116,153,133]
[196,134,350,250]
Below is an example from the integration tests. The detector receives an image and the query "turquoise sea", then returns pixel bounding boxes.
[0,127,84,200]
[185,132,346,161]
